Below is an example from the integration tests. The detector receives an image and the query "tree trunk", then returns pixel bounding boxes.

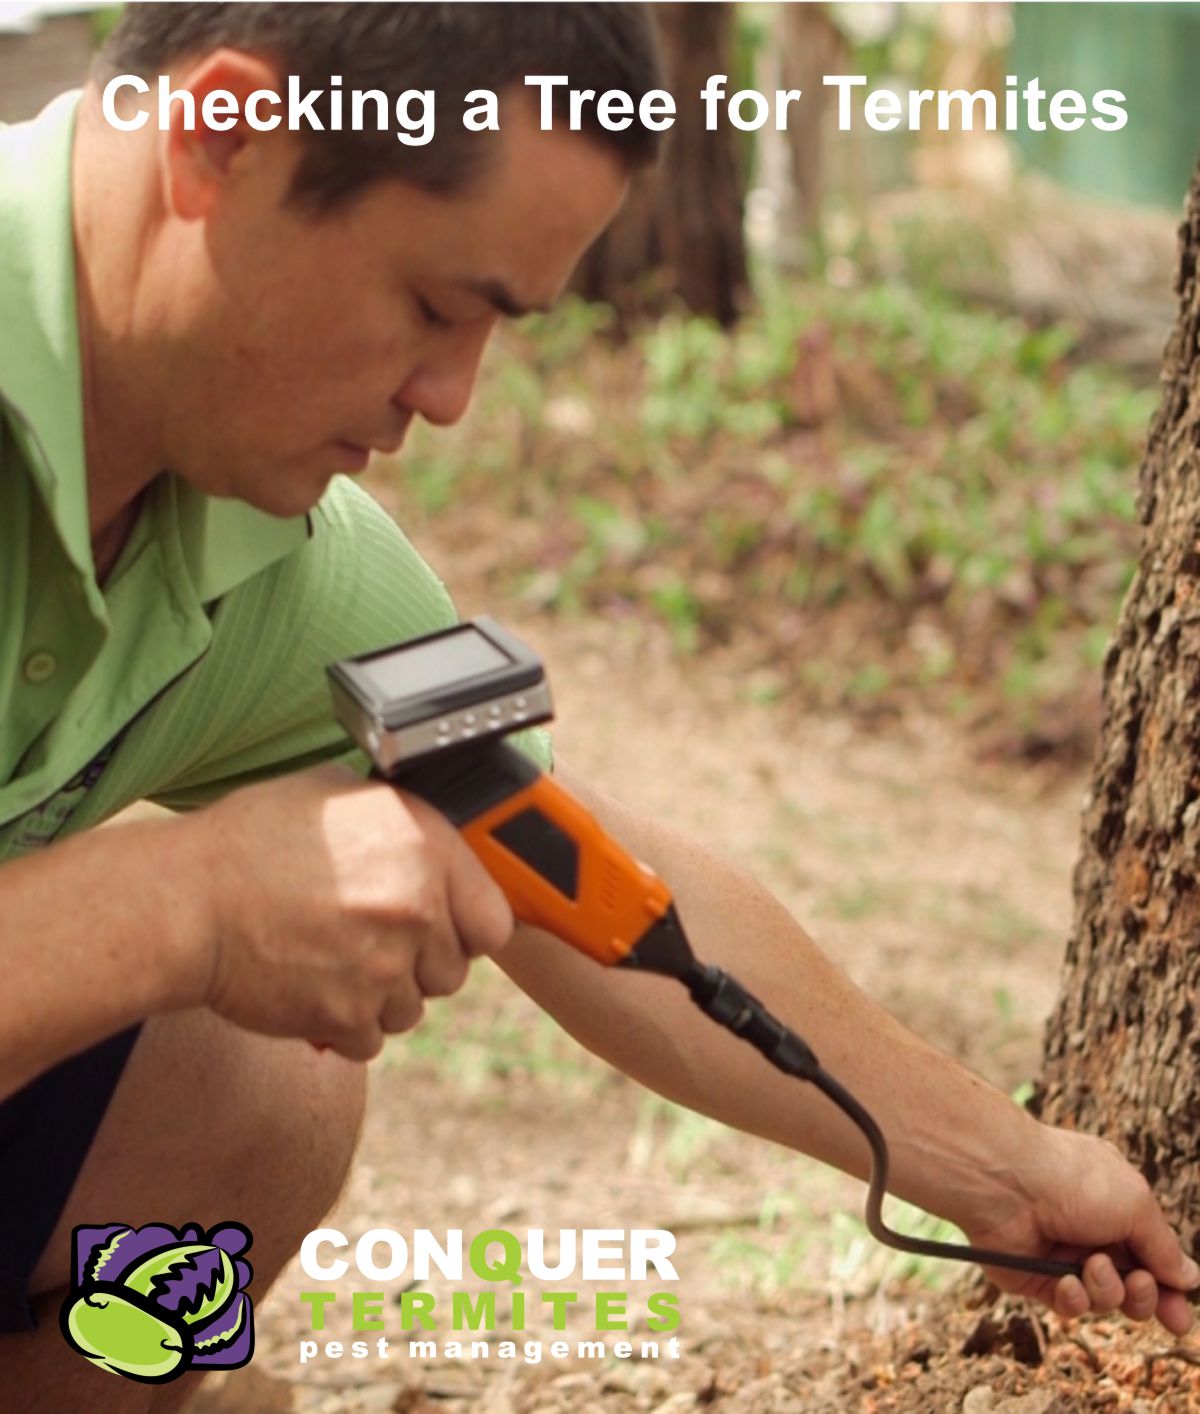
[1033,161,1200,1247]
[777,4,846,244]
[571,3,748,326]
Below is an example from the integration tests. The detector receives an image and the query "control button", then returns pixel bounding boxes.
[436,734,452,747]
[461,726,476,739]
[515,695,528,709]
[489,704,503,719]
[463,712,476,726]
[438,719,452,733]
[23,650,57,684]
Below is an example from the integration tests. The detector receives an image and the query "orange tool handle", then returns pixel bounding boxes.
[393,739,673,966]
[463,770,671,965]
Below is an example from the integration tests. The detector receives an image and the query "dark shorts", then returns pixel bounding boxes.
[0,1026,141,1333]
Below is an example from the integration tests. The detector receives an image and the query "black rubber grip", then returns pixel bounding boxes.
[491,808,580,899]
[387,739,541,826]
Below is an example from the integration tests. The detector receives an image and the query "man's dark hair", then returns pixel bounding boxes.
[98,2,663,210]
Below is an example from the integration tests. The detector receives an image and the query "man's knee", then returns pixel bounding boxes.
[181,1017,368,1251]
[27,1012,367,1297]
[225,1036,367,1229]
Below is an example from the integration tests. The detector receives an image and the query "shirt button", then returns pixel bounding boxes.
[23,650,58,684]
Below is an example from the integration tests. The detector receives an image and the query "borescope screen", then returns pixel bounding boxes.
[359,630,511,705]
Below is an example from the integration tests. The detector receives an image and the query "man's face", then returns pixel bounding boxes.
[147,89,628,517]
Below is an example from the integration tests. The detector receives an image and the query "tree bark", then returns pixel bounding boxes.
[1034,161,1200,1247]
[571,3,748,326]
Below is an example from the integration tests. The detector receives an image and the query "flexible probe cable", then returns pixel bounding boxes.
[619,902,1090,1283]
[679,956,1091,1281]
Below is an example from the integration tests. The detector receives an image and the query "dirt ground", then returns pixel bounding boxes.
[184,590,1200,1413]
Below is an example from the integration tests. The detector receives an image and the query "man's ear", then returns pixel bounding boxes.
[162,49,288,220]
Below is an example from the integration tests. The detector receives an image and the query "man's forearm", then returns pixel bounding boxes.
[497,762,1045,1238]
[0,817,206,1101]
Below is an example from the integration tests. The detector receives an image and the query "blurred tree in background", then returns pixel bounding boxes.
[1034,155,1200,1243]
[571,3,749,325]
[571,4,845,325]
[772,4,847,250]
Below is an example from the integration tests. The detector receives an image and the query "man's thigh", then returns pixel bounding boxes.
[27,1008,366,1297]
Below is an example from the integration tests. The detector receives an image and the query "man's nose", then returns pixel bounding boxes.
[397,322,495,428]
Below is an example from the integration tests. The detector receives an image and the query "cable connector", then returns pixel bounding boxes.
[686,964,821,1080]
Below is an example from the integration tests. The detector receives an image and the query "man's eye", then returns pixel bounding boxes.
[416,295,453,330]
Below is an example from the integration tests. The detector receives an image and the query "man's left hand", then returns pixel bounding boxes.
[965,1124,1198,1336]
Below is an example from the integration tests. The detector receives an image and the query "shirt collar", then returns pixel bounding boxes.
[0,90,308,605]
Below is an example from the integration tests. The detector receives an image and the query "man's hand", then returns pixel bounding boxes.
[964,1124,1199,1336]
[188,765,513,1059]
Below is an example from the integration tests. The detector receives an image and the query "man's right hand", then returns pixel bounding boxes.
[187,764,514,1059]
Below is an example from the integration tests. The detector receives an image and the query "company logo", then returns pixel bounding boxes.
[60,1222,254,1383]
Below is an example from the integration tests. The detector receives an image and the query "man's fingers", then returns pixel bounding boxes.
[445,835,515,958]
[393,790,511,958]
[1125,1193,1199,1332]
[320,1024,386,1062]
[414,940,469,999]
[1054,1274,1089,1321]
[1051,1261,1125,1321]
[1081,1253,1125,1315]
[1058,1261,1195,1335]
[1119,1270,1159,1323]
[1155,1289,1195,1338]
[1126,1183,1200,1292]
[381,989,425,1034]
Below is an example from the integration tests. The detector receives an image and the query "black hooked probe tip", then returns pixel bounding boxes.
[625,904,1112,1287]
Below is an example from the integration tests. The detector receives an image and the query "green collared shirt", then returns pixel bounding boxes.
[0,92,547,860]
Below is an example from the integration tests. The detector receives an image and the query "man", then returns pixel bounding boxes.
[0,4,1195,1407]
